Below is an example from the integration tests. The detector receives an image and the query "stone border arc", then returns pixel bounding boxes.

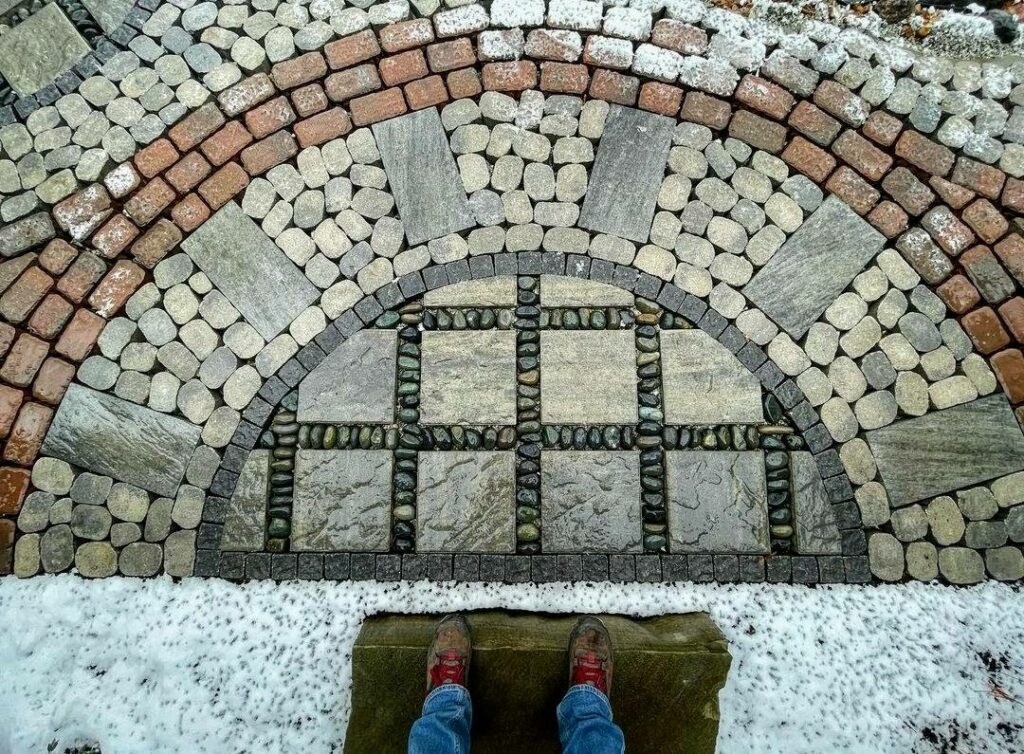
[198,251,865,586]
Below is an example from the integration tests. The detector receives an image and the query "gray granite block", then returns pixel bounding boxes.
[790,451,843,555]
[182,202,319,340]
[372,108,474,245]
[220,450,269,552]
[297,330,397,424]
[42,384,201,498]
[744,197,885,339]
[0,5,90,95]
[579,105,674,243]
[83,0,135,32]
[865,394,1024,507]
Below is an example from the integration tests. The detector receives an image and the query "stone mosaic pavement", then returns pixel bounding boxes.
[1,0,1024,585]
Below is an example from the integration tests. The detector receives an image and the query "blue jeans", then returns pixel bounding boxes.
[408,683,625,754]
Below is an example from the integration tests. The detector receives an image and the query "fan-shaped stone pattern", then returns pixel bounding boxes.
[579,105,674,244]
[0,5,90,95]
[791,452,843,555]
[297,330,397,425]
[220,450,269,552]
[41,385,202,498]
[372,107,474,246]
[744,197,886,339]
[865,395,1024,507]
[419,330,517,425]
[181,203,319,341]
[666,451,770,554]
[661,330,764,425]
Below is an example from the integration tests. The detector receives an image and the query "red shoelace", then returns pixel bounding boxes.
[572,651,608,694]
[429,650,467,689]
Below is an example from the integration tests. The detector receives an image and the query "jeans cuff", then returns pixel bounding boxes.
[424,682,471,708]
[564,683,612,708]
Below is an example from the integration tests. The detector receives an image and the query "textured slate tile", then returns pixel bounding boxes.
[372,108,474,245]
[790,452,843,555]
[182,202,319,340]
[0,5,90,96]
[41,384,201,498]
[540,331,637,424]
[865,394,1024,507]
[83,0,135,32]
[420,330,517,425]
[579,105,674,243]
[297,330,397,424]
[220,450,269,552]
[744,197,885,338]
[422,277,516,307]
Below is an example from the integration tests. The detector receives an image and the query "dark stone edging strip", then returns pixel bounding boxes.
[634,296,666,553]
[515,275,542,554]
[199,251,866,584]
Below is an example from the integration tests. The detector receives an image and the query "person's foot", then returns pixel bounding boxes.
[426,614,472,694]
[568,616,613,696]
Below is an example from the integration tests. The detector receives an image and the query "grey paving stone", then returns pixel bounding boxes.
[579,105,674,243]
[420,330,517,425]
[372,108,474,246]
[220,450,269,552]
[790,451,843,555]
[666,451,770,554]
[744,197,885,339]
[0,5,90,96]
[297,330,396,424]
[83,0,135,33]
[290,449,392,552]
[539,275,634,307]
[540,330,637,425]
[866,395,1024,507]
[422,276,517,307]
[416,451,515,553]
[541,451,642,553]
[182,202,319,340]
[41,384,201,498]
[660,329,764,425]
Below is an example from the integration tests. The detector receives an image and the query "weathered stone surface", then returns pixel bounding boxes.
[119,542,163,577]
[580,105,674,243]
[541,451,642,553]
[416,452,515,553]
[666,451,769,554]
[866,395,1024,507]
[298,330,396,424]
[744,197,886,338]
[40,524,73,573]
[540,330,637,424]
[539,276,634,307]
[347,611,729,754]
[182,202,319,340]
[42,385,202,498]
[83,0,134,33]
[420,331,517,425]
[790,451,843,554]
[221,450,269,552]
[660,330,763,425]
[75,542,117,578]
[372,108,474,245]
[291,450,392,551]
[0,5,90,95]
[423,277,517,307]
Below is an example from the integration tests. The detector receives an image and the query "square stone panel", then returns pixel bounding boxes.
[298,330,396,424]
[0,5,90,95]
[417,452,515,553]
[541,451,642,553]
[541,331,637,425]
[420,331,517,425]
[291,450,392,552]
[666,451,769,554]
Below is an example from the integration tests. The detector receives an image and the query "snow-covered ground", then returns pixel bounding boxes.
[0,577,1022,753]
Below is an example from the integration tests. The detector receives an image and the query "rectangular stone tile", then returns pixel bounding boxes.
[579,105,674,243]
[41,384,202,498]
[83,0,134,33]
[298,330,396,424]
[743,196,886,339]
[661,329,764,425]
[539,276,634,308]
[0,5,90,95]
[540,330,637,425]
[221,450,269,552]
[372,108,474,245]
[541,451,642,553]
[182,202,319,340]
[417,452,515,553]
[291,449,392,551]
[666,451,769,554]
[420,330,517,425]
[865,394,1024,507]
[790,451,842,555]
[422,277,517,307]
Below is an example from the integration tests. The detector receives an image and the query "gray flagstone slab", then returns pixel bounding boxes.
[579,105,674,243]
[372,108,474,245]
[790,451,843,554]
[221,450,269,552]
[0,5,90,95]
[297,329,397,424]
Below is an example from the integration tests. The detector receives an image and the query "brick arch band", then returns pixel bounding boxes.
[199,251,866,585]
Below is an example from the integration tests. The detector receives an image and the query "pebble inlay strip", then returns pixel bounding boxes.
[515,275,542,554]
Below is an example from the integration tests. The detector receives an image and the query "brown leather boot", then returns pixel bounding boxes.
[426,615,472,694]
[567,616,613,696]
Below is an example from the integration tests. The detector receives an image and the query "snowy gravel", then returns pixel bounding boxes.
[1,577,1022,753]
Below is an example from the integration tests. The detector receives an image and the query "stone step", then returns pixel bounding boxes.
[345,611,731,754]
